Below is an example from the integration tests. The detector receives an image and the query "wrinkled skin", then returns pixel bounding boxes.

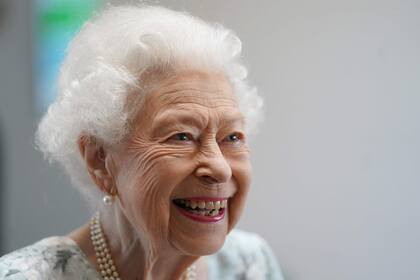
[73,70,252,279]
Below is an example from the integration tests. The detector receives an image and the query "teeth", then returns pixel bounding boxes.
[190,201,198,209]
[180,207,222,217]
[206,201,214,210]
[198,201,206,209]
[175,198,228,213]
[211,209,219,216]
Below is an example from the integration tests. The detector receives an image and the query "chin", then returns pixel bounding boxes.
[171,233,227,256]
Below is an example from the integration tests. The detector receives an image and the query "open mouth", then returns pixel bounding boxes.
[173,198,228,222]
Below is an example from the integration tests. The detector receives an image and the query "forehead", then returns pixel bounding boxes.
[148,71,237,107]
[142,71,242,120]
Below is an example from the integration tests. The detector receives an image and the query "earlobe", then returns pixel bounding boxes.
[94,168,119,206]
[93,169,104,178]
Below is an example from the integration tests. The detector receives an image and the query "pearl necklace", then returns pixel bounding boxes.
[90,214,121,280]
[90,213,196,280]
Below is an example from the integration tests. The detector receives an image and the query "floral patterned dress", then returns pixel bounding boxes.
[0,229,283,280]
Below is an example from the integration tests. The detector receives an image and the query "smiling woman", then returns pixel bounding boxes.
[0,4,282,280]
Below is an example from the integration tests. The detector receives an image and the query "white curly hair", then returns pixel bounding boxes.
[36,4,263,209]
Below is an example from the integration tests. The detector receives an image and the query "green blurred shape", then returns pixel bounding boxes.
[37,0,102,36]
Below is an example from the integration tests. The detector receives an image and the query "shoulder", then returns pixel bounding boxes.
[223,229,273,254]
[0,236,99,280]
[207,229,284,280]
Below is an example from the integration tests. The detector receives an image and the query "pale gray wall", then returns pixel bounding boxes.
[1,1,419,280]
[0,0,89,254]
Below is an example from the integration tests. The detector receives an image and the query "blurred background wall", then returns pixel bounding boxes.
[1,0,419,279]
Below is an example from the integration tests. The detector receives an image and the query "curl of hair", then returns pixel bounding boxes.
[36,5,264,209]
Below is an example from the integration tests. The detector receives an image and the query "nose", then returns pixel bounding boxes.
[195,143,232,185]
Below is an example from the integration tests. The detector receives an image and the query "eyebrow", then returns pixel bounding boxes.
[151,110,206,136]
[151,109,245,135]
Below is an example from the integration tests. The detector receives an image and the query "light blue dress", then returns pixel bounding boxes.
[0,229,283,279]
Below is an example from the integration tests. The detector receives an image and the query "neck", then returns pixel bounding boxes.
[70,210,202,280]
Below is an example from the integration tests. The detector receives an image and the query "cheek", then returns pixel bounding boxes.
[115,142,196,241]
[224,146,252,192]
[226,151,252,231]
[120,139,195,197]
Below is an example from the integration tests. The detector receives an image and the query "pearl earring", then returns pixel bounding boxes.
[103,194,113,205]
[99,175,116,206]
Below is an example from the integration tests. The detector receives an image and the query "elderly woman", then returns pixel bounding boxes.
[0,5,282,280]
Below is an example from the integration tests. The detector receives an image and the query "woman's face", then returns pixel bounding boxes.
[111,70,251,256]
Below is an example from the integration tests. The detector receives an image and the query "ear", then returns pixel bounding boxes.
[77,135,118,196]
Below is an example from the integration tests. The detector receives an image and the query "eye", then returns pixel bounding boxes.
[169,132,194,142]
[223,132,243,143]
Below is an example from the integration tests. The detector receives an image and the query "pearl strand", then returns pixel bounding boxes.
[184,264,197,280]
[90,213,196,280]
[90,213,121,280]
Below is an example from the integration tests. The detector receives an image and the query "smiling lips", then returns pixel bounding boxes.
[173,197,228,223]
